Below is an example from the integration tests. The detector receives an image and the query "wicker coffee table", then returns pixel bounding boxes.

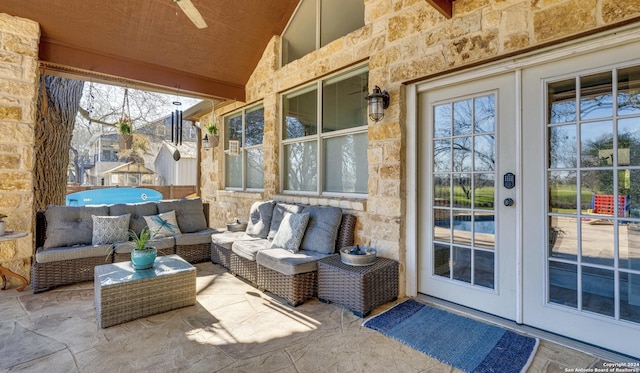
[94,254,196,328]
[317,255,398,317]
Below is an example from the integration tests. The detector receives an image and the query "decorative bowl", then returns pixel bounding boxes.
[227,220,248,232]
[340,245,377,266]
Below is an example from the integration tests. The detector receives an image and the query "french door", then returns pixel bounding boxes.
[415,33,640,358]
[418,72,519,320]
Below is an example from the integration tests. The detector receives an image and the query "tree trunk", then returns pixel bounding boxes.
[34,75,85,211]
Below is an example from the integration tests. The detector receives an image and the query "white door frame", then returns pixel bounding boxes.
[405,24,640,321]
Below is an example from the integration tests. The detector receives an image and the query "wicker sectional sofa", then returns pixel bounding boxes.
[211,201,356,306]
[33,197,214,293]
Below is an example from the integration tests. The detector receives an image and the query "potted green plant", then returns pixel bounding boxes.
[0,213,6,236]
[203,121,219,148]
[128,227,157,270]
[117,116,133,150]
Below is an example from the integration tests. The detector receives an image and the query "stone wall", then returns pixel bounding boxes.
[202,0,640,296]
[0,13,40,286]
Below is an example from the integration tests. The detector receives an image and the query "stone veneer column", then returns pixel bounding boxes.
[0,14,40,286]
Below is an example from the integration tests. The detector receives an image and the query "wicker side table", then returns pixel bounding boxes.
[317,255,398,317]
[94,254,196,328]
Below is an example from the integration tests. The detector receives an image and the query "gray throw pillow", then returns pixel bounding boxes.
[299,206,342,254]
[270,212,310,253]
[91,214,130,245]
[245,200,276,238]
[158,198,207,233]
[268,203,304,240]
[144,210,182,238]
[43,205,109,249]
[110,202,158,235]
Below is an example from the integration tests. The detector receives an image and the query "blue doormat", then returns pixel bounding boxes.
[363,300,538,373]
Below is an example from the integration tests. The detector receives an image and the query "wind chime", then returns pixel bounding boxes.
[171,90,183,147]
[171,89,183,161]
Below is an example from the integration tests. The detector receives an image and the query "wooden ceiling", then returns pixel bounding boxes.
[0,0,453,101]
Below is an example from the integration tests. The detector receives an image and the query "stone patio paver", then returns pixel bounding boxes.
[0,261,615,372]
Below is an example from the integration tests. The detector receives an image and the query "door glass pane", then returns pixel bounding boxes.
[433,209,451,242]
[323,133,367,193]
[620,271,640,323]
[618,118,640,167]
[617,65,640,116]
[284,141,317,191]
[474,135,494,171]
[474,95,495,133]
[549,216,577,261]
[452,174,471,208]
[548,171,577,213]
[474,250,494,289]
[433,140,452,172]
[434,243,450,277]
[580,121,613,167]
[453,99,472,136]
[434,104,451,138]
[453,137,472,171]
[473,173,494,210]
[473,213,495,250]
[620,220,640,269]
[549,124,577,169]
[580,218,614,266]
[452,246,471,283]
[452,211,471,246]
[434,174,450,205]
[549,261,577,308]
[582,266,614,317]
[548,79,576,124]
[580,72,613,120]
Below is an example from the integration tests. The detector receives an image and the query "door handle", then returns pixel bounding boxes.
[504,198,514,207]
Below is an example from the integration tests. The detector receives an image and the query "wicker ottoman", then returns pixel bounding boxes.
[94,254,196,328]
[318,255,398,317]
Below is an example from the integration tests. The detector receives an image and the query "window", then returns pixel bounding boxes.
[282,0,364,65]
[282,66,368,195]
[224,104,264,190]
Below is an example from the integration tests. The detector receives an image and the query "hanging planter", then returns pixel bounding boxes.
[117,88,133,150]
[208,134,219,148]
[203,121,219,149]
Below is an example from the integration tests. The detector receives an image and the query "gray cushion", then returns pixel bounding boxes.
[245,200,276,238]
[211,231,259,250]
[158,198,207,233]
[175,228,218,246]
[268,203,304,240]
[110,202,158,235]
[114,236,175,254]
[299,206,343,254]
[232,239,271,261]
[35,244,112,263]
[91,214,130,245]
[144,210,182,238]
[43,205,109,249]
[270,212,310,253]
[256,248,329,276]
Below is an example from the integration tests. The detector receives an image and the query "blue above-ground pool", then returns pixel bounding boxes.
[66,188,163,206]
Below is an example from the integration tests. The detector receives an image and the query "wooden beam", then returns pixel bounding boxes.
[38,40,246,101]
[426,0,453,18]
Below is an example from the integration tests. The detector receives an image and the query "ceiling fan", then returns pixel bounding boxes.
[172,0,208,29]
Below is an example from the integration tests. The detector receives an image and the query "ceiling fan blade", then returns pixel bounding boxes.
[174,0,208,29]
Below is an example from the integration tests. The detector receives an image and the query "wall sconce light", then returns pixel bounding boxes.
[366,86,390,122]
[202,134,211,150]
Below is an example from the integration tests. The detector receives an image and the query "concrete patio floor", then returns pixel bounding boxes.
[0,261,617,372]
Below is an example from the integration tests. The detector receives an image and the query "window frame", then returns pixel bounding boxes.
[223,103,265,191]
[280,65,369,198]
